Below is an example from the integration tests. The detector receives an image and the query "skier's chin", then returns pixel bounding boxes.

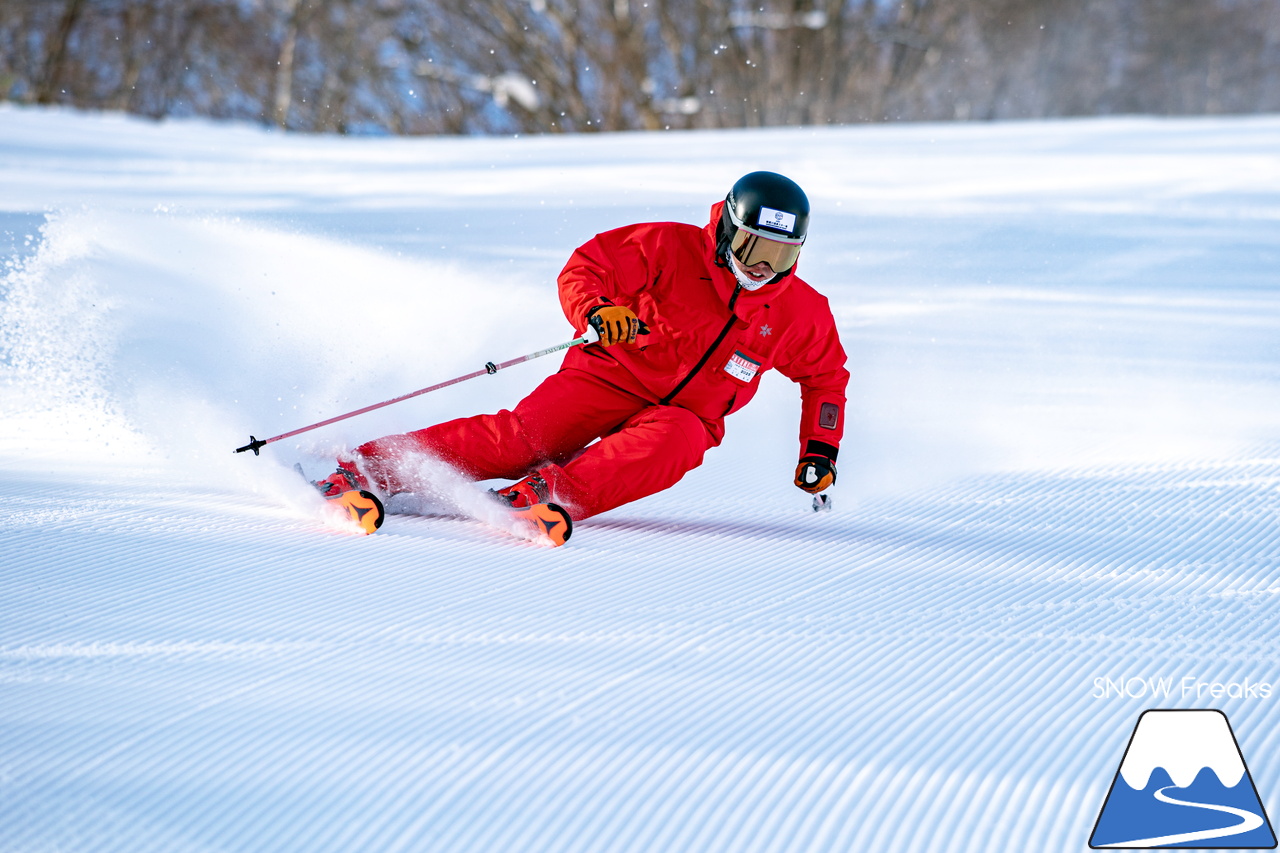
[727,254,778,290]
[738,272,776,291]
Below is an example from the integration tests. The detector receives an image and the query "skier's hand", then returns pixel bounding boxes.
[588,305,642,347]
[794,455,836,493]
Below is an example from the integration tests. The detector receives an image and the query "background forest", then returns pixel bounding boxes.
[3,0,1279,135]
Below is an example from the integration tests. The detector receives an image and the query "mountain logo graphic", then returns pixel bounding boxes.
[1090,709,1276,849]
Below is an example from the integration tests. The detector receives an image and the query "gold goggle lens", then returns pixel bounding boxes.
[730,229,802,273]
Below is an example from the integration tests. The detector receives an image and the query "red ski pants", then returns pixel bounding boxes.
[352,367,723,520]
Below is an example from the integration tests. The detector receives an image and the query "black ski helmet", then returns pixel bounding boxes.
[717,171,810,280]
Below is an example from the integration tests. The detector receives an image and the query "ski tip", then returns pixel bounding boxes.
[328,489,385,535]
[543,502,573,545]
[514,502,573,546]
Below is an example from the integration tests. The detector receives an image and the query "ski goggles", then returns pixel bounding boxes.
[727,208,805,273]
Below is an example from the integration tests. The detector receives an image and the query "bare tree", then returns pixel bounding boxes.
[34,0,84,103]
[1,0,1277,134]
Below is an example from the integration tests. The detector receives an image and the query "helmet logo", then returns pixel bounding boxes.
[758,206,796,234]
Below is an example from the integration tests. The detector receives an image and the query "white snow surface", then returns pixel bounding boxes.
[2,105,1280,852]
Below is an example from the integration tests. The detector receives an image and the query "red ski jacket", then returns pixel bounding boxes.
[557,201,849,462]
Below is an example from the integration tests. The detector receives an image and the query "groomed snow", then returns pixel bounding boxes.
[2,105,1279,852]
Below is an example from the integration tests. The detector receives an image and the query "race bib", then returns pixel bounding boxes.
[724,350,761,383]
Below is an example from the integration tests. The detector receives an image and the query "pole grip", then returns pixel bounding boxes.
[581,320,648,345]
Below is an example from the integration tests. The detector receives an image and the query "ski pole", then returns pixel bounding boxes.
[235,326,611,456]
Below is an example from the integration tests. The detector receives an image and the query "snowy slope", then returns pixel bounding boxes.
[2,106,1279,852]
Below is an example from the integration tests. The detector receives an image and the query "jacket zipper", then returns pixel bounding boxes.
[659,285,742,406]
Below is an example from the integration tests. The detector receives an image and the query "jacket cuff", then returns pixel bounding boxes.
[804,440,839,462]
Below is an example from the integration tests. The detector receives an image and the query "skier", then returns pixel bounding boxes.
[314,171,849,543]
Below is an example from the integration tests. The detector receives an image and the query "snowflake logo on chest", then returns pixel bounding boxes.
[759,324,773,337]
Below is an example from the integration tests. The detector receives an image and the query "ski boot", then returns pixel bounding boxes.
[491,474,573,546]
[310,464,384,535]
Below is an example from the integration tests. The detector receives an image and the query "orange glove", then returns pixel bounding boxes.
[587,305,641,347]
[794,455,836,493]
